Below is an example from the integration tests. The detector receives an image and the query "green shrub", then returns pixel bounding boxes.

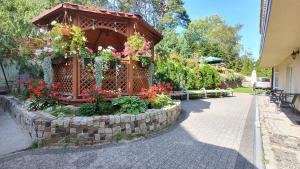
[76,102,113,116]
[155,57,221,90]
[150,94,174,109]
[112,96,146,115]
[50,106,75,117]
[221,72,243,82]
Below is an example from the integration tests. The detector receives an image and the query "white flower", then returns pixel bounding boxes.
[82,37,87,42]
[107,46,113,50]
[50,20,57,26]
[39,28,46,34]
[34,49,42,56]
[98,46,103,51]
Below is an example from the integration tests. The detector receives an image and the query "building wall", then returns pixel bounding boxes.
[0,61,19,89]
[275,56,300,110]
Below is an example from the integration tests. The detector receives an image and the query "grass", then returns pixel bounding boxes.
[233,87,253,93]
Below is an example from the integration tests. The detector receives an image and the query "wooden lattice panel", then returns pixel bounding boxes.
[52,59,73,95]
[102,62,128,94]
[80,59,95,94]
[79,16,127,36]
[133,63,149,94]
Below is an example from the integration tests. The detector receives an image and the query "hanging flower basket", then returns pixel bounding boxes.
[61,26,71,37]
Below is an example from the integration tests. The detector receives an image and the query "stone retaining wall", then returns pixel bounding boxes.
[0,96,181,146]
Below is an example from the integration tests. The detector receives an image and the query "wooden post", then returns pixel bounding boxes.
[72,56,79,99]
[127,22,135,96]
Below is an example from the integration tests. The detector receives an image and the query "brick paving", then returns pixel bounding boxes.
[258,96,300,169]
[0,93,257,169]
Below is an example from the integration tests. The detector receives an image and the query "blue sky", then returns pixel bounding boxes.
[184,0,261,59]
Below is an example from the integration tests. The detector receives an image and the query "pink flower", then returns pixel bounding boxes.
[85,47,93,53]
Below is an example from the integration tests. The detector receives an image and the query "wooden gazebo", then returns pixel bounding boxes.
[32,3,162,102]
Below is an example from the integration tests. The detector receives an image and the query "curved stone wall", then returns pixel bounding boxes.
[0,96,181,146]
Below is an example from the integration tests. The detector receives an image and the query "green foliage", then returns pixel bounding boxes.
[140,56,152,67]
[150,94,174,109]
[155,55,221,90]
[49,23,85,58]
[221,72,243,83]
[50,106,75,118]
[108,0,190,30]
[112,96,146,115]
[255,60,272,78]
[239,53,255,76]
[76,102,113,116]
[28,98,57,111]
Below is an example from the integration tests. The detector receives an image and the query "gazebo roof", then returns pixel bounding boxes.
[32,2,162,43]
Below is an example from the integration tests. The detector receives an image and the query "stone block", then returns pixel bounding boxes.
[115,115,120,123]
[70,128,76,134]
[95,134,100,141]
[105,128,112,134]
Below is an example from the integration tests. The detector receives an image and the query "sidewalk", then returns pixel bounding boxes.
[257,96,300,169]
[0,110,31,157]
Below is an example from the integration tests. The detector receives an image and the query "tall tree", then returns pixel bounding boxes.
[183,15,242,69]
[109,0,190,30]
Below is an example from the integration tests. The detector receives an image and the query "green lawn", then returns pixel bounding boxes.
[233,87,253,93]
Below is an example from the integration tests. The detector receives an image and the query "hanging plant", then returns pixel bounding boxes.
[49,23,86,58]
[42,57,53,87]
[123,33,151,61]
[94,57,103,88]
[79,47,95,58]
[139,55,153,68]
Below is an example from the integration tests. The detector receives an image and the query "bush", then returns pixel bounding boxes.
[76,102,113,116]
[21,79,59,110]
[155,56,221,90]
[112,96,146,115]
[150,94,174,109]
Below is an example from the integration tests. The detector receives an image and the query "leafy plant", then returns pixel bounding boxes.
[139,56,153,67]
[150,94,174,109]
[124,34,151,61]
[22,80,59,110]
[79,85,114,116]
[50,106,75,117]
[112,96,146,115]
[76,102,113,116]
[79,47,95,58]
[49,23,86,58]
[97,46,123,62]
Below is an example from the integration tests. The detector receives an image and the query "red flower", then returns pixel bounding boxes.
[90,85,98,91]
[98,89,106,95]
[28,85,34,91]
[38,80,46,86]
[81,89,89,96]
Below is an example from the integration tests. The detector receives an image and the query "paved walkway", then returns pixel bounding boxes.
[0,110,31,157]
[0,93,258,169]
[258,96,300,169]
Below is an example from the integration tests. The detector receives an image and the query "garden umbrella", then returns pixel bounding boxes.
[204,56,224,64]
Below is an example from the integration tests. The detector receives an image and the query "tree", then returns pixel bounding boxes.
[108,0,190,30]
[183,15,242,69]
